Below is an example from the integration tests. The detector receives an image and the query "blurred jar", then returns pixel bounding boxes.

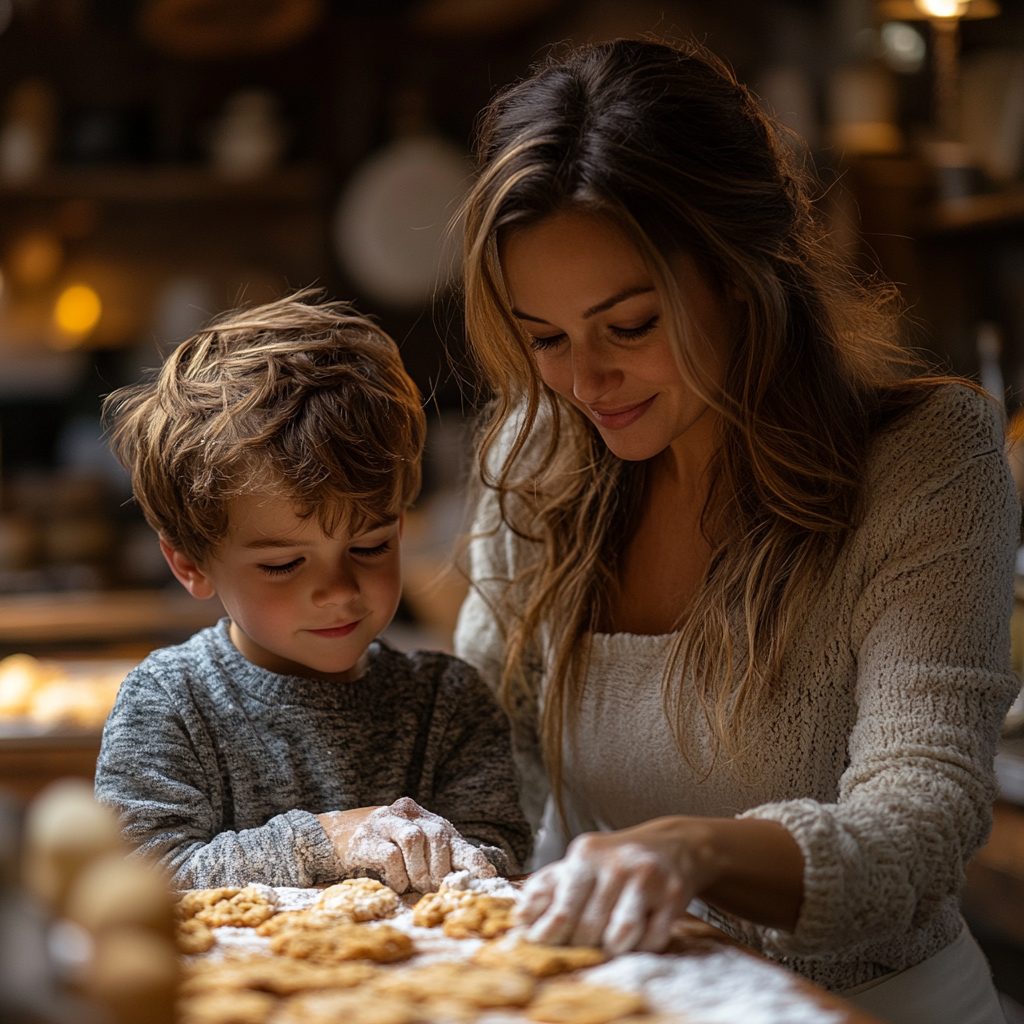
[208,89,287,181]
[0,79,57,183]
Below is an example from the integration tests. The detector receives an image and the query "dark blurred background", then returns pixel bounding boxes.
[0,0,1023,1015]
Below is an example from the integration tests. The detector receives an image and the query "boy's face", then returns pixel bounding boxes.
[161,494,403,681]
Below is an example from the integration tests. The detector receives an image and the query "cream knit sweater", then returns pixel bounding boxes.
[453,384,1021,992]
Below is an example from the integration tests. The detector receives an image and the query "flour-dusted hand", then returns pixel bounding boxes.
[515,822,702,955]
[318,797,496,894]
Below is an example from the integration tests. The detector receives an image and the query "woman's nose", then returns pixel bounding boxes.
[571,341,621,405]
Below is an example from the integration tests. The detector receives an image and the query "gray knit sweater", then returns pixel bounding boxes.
[95,621,531,889]
[454,384,1021,992]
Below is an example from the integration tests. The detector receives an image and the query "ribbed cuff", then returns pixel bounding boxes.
[285,809,340,887]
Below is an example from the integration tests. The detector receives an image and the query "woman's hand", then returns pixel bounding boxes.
[516,816,804,955]
[516,818,707,955]
[317,796,497,894]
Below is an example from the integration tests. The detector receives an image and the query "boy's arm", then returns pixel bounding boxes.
[423,657,533,874]
[95,669,338,889]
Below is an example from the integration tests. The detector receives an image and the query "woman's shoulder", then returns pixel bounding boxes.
[866,382,1004,491]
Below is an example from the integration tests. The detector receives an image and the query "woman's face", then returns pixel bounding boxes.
[500,209,735,462]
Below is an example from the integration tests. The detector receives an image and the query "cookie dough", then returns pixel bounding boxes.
[181,957,377,997]
[526,982,647,1024]
[475,938,607,977]
[372,960,535,1008]
[178,887,277,929]
[314,878,398,922]
[275,989,418,1024]
[441,895,515,939]
[270,922,414,964]
[176,917,216,954]
[412,884,514,938]
[178,989,277,1024]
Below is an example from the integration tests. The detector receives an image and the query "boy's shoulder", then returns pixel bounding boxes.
[124,620,231,695]
[372,639,496,706]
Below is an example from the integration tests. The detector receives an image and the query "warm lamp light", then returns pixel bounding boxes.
[53,283,101,341]
[914,0,968,16]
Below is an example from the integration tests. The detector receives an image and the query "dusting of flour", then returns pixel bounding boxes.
[583,950,844,1024]
[194,876,844,1023]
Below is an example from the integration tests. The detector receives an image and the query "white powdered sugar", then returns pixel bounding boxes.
[191,883,846,1023]
[582,950,844,1024]
[270,887,322,913]
[438,869,518,899]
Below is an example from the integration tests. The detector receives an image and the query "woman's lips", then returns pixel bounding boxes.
[308,620,362,639]
[588,395,655,430]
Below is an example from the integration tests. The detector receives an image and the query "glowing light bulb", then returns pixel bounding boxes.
[914,0,968,17]
[53,284,101,343]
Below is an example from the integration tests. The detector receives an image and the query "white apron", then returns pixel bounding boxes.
[843,922,1006,1024]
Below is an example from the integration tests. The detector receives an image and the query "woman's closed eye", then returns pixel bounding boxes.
[609,315,659,341]
[529,333,566,352]
[259,558,304,576]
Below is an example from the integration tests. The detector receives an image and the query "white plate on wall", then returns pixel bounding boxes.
[332,134,472,309]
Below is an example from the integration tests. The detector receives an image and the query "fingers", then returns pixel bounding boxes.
[450,837,496,881]
[602,875,649,956]
[348,837,410,894]
[525,861,597,946]
[389,821,432,894]
[636,898,677,953]
[515,867,558,927]
[570,868,626,947]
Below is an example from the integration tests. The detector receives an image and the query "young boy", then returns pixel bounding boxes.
[95,294,530,892]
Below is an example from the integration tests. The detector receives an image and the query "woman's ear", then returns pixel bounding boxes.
[159,538,217,600]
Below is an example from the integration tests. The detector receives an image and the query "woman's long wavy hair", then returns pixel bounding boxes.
[461,38,956,797]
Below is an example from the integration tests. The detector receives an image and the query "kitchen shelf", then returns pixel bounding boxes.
[0,164,328,205]
[919,185,1024,237]
[0,589,223,648]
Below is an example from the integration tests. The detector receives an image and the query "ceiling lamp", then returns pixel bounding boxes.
[877,0,1001,141]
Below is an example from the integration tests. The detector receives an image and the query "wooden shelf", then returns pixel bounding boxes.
[920,186,1024,237]
[0,589,223,647]
[0,164,328,204]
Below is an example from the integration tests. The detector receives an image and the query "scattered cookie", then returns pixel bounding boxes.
[178,989,277,1024]
[181,957,377,997]
[275,989,418,1024]
[314,878,398,922]
[271,922,414,964]
[177,917,216,954]
[411,887,465,928]
[178,886,278,929]
[475,938,607,977]
[178,888,244,920]
[441,895,515,939]
[527,982,647,1024]
[372,960,535,1009]
[255,910,337,938]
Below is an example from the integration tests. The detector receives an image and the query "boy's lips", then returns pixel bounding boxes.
[588,395,655,430]
[308,619,363,639]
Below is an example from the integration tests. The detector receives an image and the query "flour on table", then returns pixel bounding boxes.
[583,950,844,1024]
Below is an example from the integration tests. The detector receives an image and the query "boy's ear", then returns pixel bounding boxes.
[159,538,217,600]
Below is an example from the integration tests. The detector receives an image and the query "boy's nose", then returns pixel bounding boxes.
[311,566,360,607]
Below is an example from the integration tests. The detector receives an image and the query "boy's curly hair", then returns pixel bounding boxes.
[104,290,426,563]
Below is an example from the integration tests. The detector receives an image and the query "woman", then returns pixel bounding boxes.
[452,38,1019,1024]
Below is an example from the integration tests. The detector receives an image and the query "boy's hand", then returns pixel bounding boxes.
[317,796,497,894]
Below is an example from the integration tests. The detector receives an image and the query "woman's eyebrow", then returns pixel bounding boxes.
[511,285,655,324]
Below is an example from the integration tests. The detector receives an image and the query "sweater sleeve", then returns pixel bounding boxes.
[743,406,1020,958]
[95,670,337,889]
[422,656,533,873]
[454,484,550,832]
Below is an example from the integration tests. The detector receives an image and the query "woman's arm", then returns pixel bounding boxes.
[516,815,803,954]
